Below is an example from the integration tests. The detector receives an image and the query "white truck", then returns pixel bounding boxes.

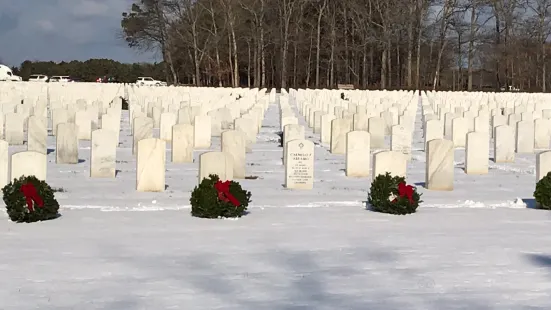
[0,64,22,81]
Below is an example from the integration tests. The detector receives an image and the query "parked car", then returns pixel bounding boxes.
[28,74,49,82]
[136,77,164,86]
[97,76,119,83]
[49,75,71,83]
[0,64,22,81]
[500,85,520,92]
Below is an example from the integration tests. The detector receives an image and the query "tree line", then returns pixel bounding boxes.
[119,0,551,92]
[10,59,165,83]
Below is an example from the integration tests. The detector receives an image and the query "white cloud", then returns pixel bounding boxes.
[35,20,55,33]
[69,0,111,17]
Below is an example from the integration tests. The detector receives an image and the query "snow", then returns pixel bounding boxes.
[1,94,550,309]
[2,208,551,309]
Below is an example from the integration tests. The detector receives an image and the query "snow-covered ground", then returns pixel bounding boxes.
[2,207,551,309]
[1,97,550,309]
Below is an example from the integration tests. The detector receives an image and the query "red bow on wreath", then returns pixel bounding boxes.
[392,182,415,204]
[20,183,44,212]
[214,180,241,207]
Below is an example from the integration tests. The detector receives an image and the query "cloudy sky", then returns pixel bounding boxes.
[0,0,158,66]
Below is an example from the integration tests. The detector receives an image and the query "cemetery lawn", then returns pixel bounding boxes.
[1,103,550,308]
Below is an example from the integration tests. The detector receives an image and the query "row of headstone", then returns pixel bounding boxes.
[8,84,551,197]
[423,117,549,153]
[0,97,122,149]
[421,90,551,185]
[0,127,119,188]
[285,89,418,183]
[286,89,518,191]
[131,90,270,191]
[0,84,275,192]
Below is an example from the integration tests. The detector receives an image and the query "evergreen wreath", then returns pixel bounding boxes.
[367,172,422,215]
[190,174,251,218]
[534,172,551,210]
[2,175,60,223]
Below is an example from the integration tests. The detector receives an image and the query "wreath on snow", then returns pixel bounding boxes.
[367,172,422,215]
[534,171,551,210]
[2,175,60,223]
[190,174,251,218]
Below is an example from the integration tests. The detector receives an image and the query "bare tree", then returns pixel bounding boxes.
[465,0,491,90]
[433,0,457,90]
[219,0,240,87]
[116,0,551,91]
[415,0,432,89]
[526,0,551,91]
[315,0,328,88]
[278,0,304,89]
[171,0,212,86]
[239,0,267,88]
[204,0,224,86]
[121,0,178,84]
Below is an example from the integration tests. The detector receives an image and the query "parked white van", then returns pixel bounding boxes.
[28,74,49,82]
[0,64,22,81]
